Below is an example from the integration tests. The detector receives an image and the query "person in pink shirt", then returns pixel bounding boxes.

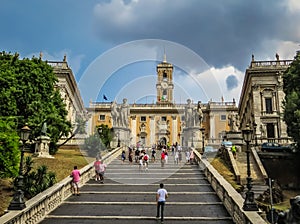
[70,166,81,195]
[94,157,101,181]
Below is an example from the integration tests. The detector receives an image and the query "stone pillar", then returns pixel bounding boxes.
[210,114,215,140]
[149,116,155,145]
[172,116,177,144]
[272,92,276,113]
[274,123,278,139]
[260,92,265,114]
[131,115,137,145]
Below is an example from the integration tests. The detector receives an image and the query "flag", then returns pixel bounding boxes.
[103,94,108,100]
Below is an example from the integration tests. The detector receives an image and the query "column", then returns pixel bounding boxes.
[272,92,277,113]
[131,116,137,145]
[172,116,177,144]
[274,123,278,139]
[209,113,215,140]
[149,116,156,145]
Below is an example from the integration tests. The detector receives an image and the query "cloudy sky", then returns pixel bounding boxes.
[1,0,299,106]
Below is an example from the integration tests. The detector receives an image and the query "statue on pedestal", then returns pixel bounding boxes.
[111,101,119,127]
[185,99,194,127]
[119,98,130,128]
[185,99,203,128]
[228,112,240,132]
[41,122,47,136]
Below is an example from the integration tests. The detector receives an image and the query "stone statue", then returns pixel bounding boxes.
[196,101,203,126]
[228,112,240,132]
[277,195,300,224]
[185,99,194,127]
[41,122,47,136]
[111,101,119,127]
[119,98,130,128]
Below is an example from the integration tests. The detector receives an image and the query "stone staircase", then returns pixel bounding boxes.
[236,151,268,197]
[40,151,233,224]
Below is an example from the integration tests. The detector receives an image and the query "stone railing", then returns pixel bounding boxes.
[0,147,123,224]
[193,149,267,224]
[250,60,292,68]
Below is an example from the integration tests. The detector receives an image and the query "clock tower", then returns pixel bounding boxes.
[156,53,174,104]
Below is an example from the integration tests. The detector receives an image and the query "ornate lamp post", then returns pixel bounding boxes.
[200,127,205,153]
[8,124,31,210]
[242,124,258,211]
[253,122,258,147]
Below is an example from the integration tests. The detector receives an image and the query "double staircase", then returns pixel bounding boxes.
[236,151,268,197]
[40,152,233,224]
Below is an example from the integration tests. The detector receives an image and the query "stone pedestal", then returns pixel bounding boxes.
[35,136,54,158]
[111,127,131,148]
[182,127,201,149]
[226,131,244,152]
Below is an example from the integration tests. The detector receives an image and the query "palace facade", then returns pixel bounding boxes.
[238,54,293,144]
[86,56,237,149]
[49,53,294,148]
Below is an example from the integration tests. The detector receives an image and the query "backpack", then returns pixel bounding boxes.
[161,153,165,160]
[144,154,149,161]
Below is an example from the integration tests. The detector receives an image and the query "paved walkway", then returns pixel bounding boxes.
[40,150,234,224]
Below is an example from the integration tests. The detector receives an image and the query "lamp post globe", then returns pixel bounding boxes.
[8,124,31,210]
[242,124,258,211]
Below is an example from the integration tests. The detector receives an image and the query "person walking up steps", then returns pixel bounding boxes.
[70,166,81,195]
[94,157,101,181]
[99,160,107,183]
[156,183,168,223]
[143,152,149,171]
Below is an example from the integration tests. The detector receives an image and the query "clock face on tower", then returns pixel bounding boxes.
[161,81,168,89]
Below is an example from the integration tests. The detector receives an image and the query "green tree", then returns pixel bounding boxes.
[0,51,72,154]
[283,51,300,148]
[0,118,19,178]
[82,125,113,157]
[98,124,113,148]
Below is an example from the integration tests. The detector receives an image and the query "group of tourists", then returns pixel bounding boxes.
[120,142,196,171]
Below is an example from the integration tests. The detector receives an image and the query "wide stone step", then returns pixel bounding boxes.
[44,204,230,217]
[67,192,220,202]
[81,184,214,192]
[41,217,233,224]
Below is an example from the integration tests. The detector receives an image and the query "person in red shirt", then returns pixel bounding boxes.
[70,166,81,195]
[161,150,166,167]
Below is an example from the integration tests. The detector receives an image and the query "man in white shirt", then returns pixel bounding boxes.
[156,183,168,223]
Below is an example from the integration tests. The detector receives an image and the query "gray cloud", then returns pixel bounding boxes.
[92,0,300,70]
[226,75,238,91]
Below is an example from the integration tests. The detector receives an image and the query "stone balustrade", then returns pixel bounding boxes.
[0,147,123,224]
[193,149,266,224]
[250,60,292,68]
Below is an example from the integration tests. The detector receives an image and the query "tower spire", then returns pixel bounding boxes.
[163,48,167,63]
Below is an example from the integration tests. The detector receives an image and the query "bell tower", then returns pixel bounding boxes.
[156,53,174,104]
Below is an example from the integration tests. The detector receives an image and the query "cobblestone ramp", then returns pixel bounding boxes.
[40,155,233,224]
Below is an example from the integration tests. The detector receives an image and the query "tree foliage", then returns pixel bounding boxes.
[0,51,72,154]
[0,119,19,178]
[283,51,300,147]
[82,125,113,158]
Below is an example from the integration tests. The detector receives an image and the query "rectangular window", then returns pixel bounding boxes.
[140,116,146,122]
[265,98,272,114]
[220,115,226,121]
[161,116,167,122]
[99,115,105,121]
